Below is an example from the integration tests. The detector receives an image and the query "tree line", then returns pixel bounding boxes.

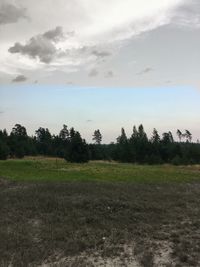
[0,124,200,165]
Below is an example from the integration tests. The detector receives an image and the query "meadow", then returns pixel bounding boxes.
[1,157,200,183]
[1,158,200,266]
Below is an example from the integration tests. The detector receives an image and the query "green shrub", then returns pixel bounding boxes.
[0,141,9,160]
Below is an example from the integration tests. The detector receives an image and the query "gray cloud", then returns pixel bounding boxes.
[173,0,200,27]
[91,50,111,58]
[12,75,27,83]
[64,47,111,61]
[137,67,154,75]
[165,80,172,84]
[43,26,64,41]
[0,3,27,25]
[0,111,4,114]
[67,81,74,85]
[105,70,114,78]
[8,27,64,63]
[89,68,98,77]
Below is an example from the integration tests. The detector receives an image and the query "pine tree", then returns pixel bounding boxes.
[185,130,192,143]
[177,129,182,142]
[59,125,69,140]
[92,129,102,144]
[0,140,9,160]
[65,130,89,163]
[117,128,127,144]
[151,128,160,143]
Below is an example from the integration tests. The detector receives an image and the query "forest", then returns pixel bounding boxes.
[0,123,200,165]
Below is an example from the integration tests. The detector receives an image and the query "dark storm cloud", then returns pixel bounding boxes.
[89,68,99,77]
[8,27,64,63]
[137,67,153,75]
[12,75,27,83]
[0,3,27,25]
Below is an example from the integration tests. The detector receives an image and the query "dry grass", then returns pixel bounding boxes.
[1,159,200,266]
[1,176,200,266]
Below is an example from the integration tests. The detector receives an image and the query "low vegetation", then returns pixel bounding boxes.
[1,157,200,182]
[1,158,200,266]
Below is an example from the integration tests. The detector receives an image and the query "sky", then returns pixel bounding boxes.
[0,0,200,142]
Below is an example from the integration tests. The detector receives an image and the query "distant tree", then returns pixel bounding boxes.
[0,140,9,160]
[35,127,52,155]
[0,129,8,140]
[59,124,69,140]
[185,130,192,143]
[117,128,127,144]
[177,129,182,142]
[136,124,149,163]
[9,124,29,158]
[90,129,103,160]
[138,124,148,141]
[160,132,175,163]
[0,122,200,165]
[131,126,138,140]
[148,128,162,164]
[92,129,102,144]
[162,132,174,144]
[69,127,76,139]
[35,127,51,142]
[49,125,70,158]
[151,128,160,144]
[11,124,27,137]
[65,130,89,163]
[168,131,174,143]
[129,126,138,162]
[116,128,133,162]
[171,155,182,165]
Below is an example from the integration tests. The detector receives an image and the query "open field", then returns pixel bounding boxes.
[1,157,200,183]
[1,158,200,266]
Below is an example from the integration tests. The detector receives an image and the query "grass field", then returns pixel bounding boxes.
[1,158,200,266]
[1,157,200,183]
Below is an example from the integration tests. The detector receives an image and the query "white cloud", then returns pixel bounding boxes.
[27,0,185,45]
[0,0,192,78]
[73,0,184,42]
[172,0,200,28]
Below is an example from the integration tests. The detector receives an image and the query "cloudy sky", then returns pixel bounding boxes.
[0,0,200,142]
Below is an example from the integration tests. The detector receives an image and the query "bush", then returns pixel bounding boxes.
[171,155,182,165]
[0,141,9,160]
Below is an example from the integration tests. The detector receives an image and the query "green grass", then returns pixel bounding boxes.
[0,157,200,183]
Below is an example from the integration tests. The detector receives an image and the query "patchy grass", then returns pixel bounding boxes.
[1,158,200,266]
[1,157,200,183]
